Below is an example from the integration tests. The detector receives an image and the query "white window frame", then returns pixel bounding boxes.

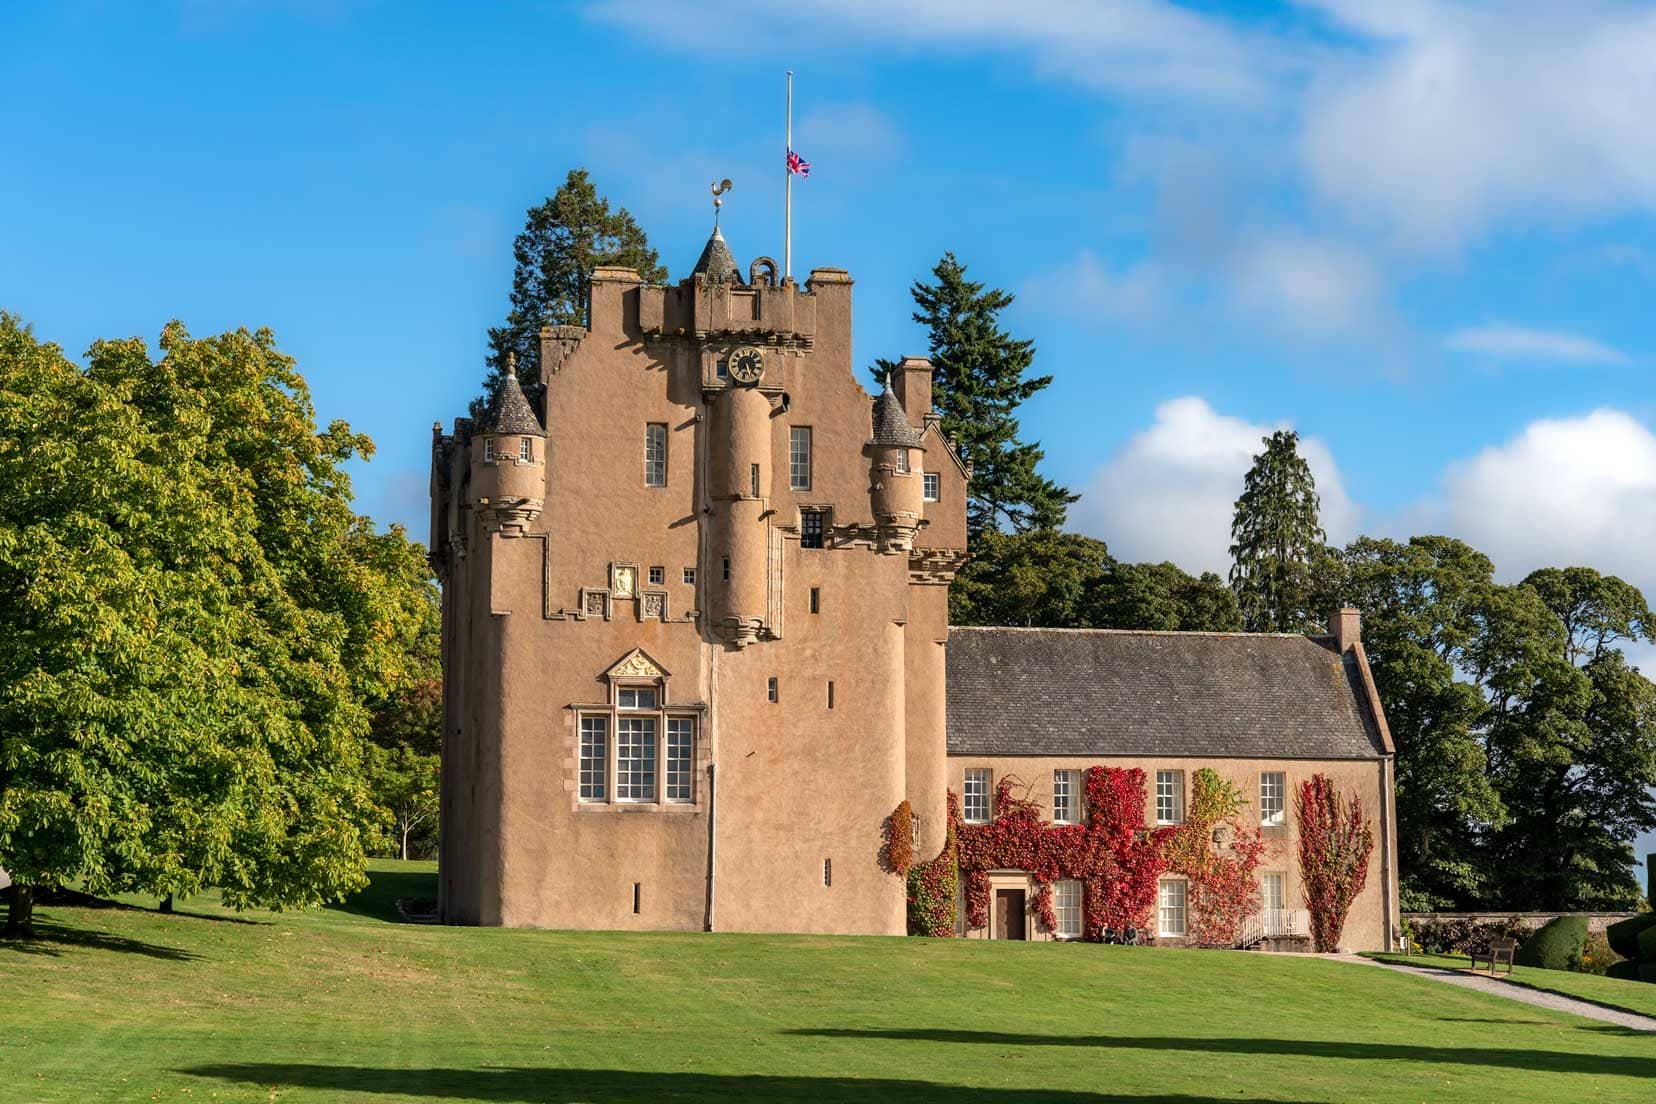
[616,716,657,802]
[682,567,696,585]
[789,427,812,491]
[963,768,992,824]
[922,472,939,502]
[578,716,607,802]
[644,423,667,487]
[1158,878,1188,937]
[1052,769,1078,825]
[894,448,910,474]
[1156,770,1185,825]
[1054,879,1083,939]
[665,718,694,803]
[518,436,532,462]
[1260,772,1286,827]
[1261,871,1285,912]
[482,437,496,463]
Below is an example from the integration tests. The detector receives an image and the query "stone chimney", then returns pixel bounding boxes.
[889,356,933,426]
[1328,607,1361,653]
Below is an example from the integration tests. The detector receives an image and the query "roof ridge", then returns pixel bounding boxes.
[949,625,1327,641]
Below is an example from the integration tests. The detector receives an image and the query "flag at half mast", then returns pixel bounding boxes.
[787,148,811,178]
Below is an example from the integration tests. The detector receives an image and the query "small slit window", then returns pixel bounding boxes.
[809,587,820,614]
[767,677,778,703]
[645,423,667,486]
[482,437,496,463]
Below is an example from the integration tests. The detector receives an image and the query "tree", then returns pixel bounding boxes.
[1480,568,1656,909]
[1295,773,1374,952]
[1089,561,1242,632]
[875,253,1075,539]
[948,530,1109,627]
[1229,430,1326,632]
[483,169,666,398]
[1330,536,1506,909]
[0,315,431,936]
[364,744,440,861]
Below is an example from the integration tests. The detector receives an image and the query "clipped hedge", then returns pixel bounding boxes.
[1512,915,1589,971]
[1605,912,1656,960]
[1606,960,1642,982]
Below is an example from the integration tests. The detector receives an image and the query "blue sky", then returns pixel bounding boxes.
[5,3,1655,863]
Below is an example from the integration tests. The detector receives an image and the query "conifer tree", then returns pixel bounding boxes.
[875,252,1075,540]
[1228,430,1326,632]
[483,169,666,397]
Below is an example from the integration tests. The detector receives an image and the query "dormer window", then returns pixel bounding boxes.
[483,437,496,463]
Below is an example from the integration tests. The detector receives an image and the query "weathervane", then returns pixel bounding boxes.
[711,178,733,226]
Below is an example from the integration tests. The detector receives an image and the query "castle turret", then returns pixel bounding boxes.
[868,384,926,553]
[470,363,546,533]
[708,351,772,647]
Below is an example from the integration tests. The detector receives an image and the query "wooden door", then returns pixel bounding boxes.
[995,889,1026,940]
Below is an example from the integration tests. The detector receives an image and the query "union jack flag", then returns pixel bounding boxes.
[787,148,811,178]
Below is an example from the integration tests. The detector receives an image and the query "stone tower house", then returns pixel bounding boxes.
[430,226,968,932]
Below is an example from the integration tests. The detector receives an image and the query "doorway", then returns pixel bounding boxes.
[995,889,1027,940]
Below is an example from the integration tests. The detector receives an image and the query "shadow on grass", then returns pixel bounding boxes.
[179,1064,1321,1103]
[0,918,199,961]
[785,1029,1656,1080]
[327,866,438,923]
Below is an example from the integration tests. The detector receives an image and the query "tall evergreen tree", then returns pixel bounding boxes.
[875,252,1075,540]
[1228,430,1326,632]
[483,169,666,397]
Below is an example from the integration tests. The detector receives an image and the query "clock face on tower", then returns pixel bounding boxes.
[727,346,765,385]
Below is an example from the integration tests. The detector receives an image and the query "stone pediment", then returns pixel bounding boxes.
[605,648,670,681]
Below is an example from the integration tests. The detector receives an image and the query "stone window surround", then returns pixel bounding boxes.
[963,767,992,824]
[567,674,708,814]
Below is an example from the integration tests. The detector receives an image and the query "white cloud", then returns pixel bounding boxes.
[1073,397,1358,575]
[1023,250,1165,323]
[1303,1,1656,249]
[1226,229,1388,337]
[585,0,1299,104]
[1419,408,1656,594]
[1445,323,1629,364]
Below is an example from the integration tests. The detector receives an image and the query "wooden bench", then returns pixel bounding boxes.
[1468,939,1516,975]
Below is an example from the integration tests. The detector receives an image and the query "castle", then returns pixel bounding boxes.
[430,223,1401,948]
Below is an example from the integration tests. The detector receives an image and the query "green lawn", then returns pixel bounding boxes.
[1367,950,1656,1020]
[2,861,1652,1103]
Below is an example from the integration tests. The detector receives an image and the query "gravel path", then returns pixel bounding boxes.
[1348,956,1656,1033]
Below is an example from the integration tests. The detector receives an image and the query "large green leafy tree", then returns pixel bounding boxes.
[1089,561,1242,633]
[875,252,1075,540]
[0,315,431,936]
[362,552,441,860]
[1229,430,1326,633]
[1328,536,1506,908]
[1481,568,1656,909]
[1322,538,1656,910]
[483,169,666,398]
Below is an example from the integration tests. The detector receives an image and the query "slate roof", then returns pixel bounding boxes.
[481,371,543,436]
[692,226,743,285]
[871,387,925,447]
[947,627,1387,760]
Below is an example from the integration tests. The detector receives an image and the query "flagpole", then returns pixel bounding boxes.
[785,69,793,281]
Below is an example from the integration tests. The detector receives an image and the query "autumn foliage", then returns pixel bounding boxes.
[1296,773,1374,952]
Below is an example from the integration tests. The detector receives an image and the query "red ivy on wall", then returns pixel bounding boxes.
[1296,773,1374,952]
[954,767,1170,942]
[906,791,959,937]
[1163,768,1270,946]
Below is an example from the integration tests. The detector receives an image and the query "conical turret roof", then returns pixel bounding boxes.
[871,385,925,448]
[692,225,743,285]
[483,368,544,436]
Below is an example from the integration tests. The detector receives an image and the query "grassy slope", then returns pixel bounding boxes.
[1367,951,1656,1020]
[0,861,1651,1104]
